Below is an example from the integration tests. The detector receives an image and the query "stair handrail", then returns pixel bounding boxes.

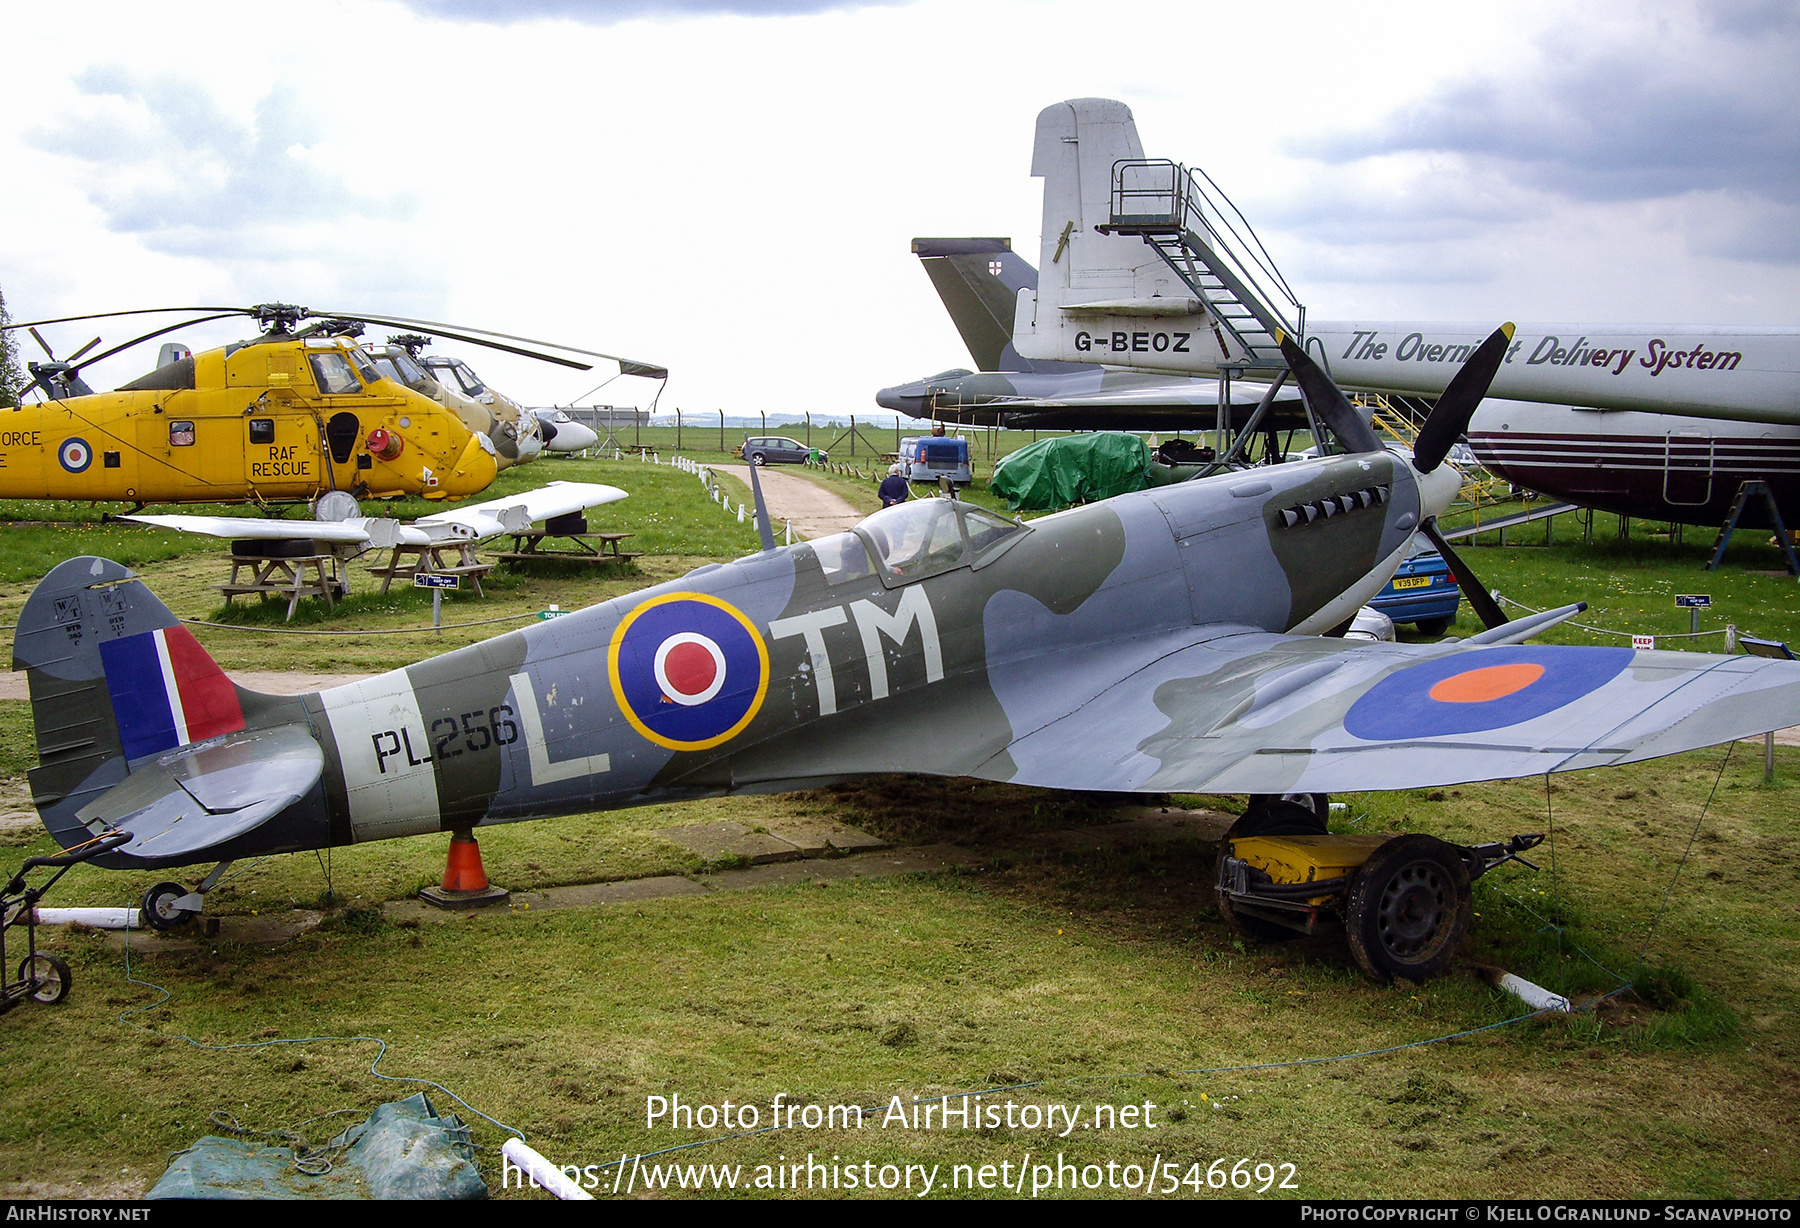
[1108,158,1305,344]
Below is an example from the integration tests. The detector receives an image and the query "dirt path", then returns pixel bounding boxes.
[716,464,865,540]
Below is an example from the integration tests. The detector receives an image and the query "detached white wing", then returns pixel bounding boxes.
[123,514,376,545]
[416,480,628,540]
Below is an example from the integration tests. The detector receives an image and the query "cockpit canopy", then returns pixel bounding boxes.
[846,499,1026,582]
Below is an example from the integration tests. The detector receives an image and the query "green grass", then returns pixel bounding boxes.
[3,746,1798,1198]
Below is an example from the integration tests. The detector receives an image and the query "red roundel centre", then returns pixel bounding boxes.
[1428,663,1546,704]
[663,640,719,696]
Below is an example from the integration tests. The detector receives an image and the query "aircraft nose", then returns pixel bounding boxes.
[439,434,500,497]
[875,382,926,413]
[1417,462,1461,522]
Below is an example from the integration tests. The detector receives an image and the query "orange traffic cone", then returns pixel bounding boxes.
[420,829,510,910]
[441,831,489,892]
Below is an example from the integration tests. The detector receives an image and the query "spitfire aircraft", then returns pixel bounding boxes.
[16,329,1800,982]
[0,304,664,508]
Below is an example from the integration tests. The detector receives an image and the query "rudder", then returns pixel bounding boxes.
[11,556,246,849]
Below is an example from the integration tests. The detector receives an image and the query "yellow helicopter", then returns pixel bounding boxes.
[0,304,664,508]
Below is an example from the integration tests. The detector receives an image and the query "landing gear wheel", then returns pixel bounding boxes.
[1213,801,1326,945]
[142,881,196,931]
[1344,834,1471,983]
[1414,616,1453,637]
[21,953,71,1005]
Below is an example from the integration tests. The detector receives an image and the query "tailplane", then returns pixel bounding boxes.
[13,558,249,851]
[909,238,1078,374]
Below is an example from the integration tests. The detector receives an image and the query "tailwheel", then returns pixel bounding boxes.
[1344,834,1472,983]
[1213,797,1329,944]
[22,953,71,1005]
[142,881,197,930]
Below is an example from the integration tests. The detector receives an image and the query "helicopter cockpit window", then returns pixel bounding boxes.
[169,421,196,447]
[443,361,486,397]
[859,500,965,580]
[248,419,275,445]
[809,532,872,586]
[308,352,362,396]
[348,347,382,385]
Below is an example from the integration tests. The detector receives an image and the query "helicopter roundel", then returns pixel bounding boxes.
[58,438,93,474]
[608,592,769,751]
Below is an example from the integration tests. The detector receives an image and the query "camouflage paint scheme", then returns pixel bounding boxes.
[16,446,1800,874]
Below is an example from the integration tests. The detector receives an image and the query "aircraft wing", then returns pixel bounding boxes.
[415,480,628,540]
[984,626,1800,795]
[123,513,376,545]
[73,724,323,863]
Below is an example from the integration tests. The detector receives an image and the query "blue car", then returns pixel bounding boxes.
[1370,537,1461,635]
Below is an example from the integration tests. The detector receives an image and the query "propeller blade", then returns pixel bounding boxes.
[65,336,103,363]
[1412,322,1515,473]
[328,310,660,375]
[1419,517,1507,630]
[27,327,54,359]
[62,313,248,382]
[1276,331,1381,454]
[329,315,593,371]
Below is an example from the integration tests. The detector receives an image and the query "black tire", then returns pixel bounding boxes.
[1344,835,1471,983]
[750,452,766,466]
[22,953,71,1005]
[1213,802,1326,944]
[1414,615,1453,636]
[142,881,196,931]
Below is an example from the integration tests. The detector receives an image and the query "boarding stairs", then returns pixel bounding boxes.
[1102,160,1304,372]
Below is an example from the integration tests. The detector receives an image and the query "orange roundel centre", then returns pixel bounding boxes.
[1428,663,1546,704]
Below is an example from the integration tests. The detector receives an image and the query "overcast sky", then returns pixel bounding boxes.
[3,0,1794,412]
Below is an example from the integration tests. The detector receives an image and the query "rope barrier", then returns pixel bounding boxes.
[1495,594,1737,643]
[180,613,540,635]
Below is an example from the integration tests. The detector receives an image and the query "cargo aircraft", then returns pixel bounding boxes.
[17,328,1800,982]
[1006,98,1800,530]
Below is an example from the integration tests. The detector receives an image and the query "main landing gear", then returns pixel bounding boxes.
[1214,795,1543,983]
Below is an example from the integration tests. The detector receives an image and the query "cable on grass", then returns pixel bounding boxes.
[116,920,522,1143]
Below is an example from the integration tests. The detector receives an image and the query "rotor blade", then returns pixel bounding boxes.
[62,313,248,381]
[1276,331,1381,454]
[4,307,247,333]
[326,315,593,371]
[1419,517,1508,630]
[65,336,103,363]
[1412,322,1515,474]
[27,327,54,359]
[326,310,659,374]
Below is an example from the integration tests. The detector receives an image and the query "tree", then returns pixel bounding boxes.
[0,285,20,408]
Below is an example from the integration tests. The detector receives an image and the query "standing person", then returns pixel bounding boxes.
[878,463,909,507]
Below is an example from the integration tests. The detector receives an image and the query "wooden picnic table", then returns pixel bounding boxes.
[367,540,494,597]
[214,553,348,622]
[490,530,639,568]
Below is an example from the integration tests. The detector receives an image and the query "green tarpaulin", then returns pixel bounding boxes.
[988,433,1153,511]
[148,1093,488,1200]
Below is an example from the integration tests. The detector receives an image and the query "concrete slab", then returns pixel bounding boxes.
[761,819,888,856]
[701,843,979,891]
[659,820,807,865]
[535,876,708,908]
[88,908,325,952]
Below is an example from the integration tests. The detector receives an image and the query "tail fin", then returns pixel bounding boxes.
[909,238,1078,374]
[1012,98,1222,374]
[12,557,247,849]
